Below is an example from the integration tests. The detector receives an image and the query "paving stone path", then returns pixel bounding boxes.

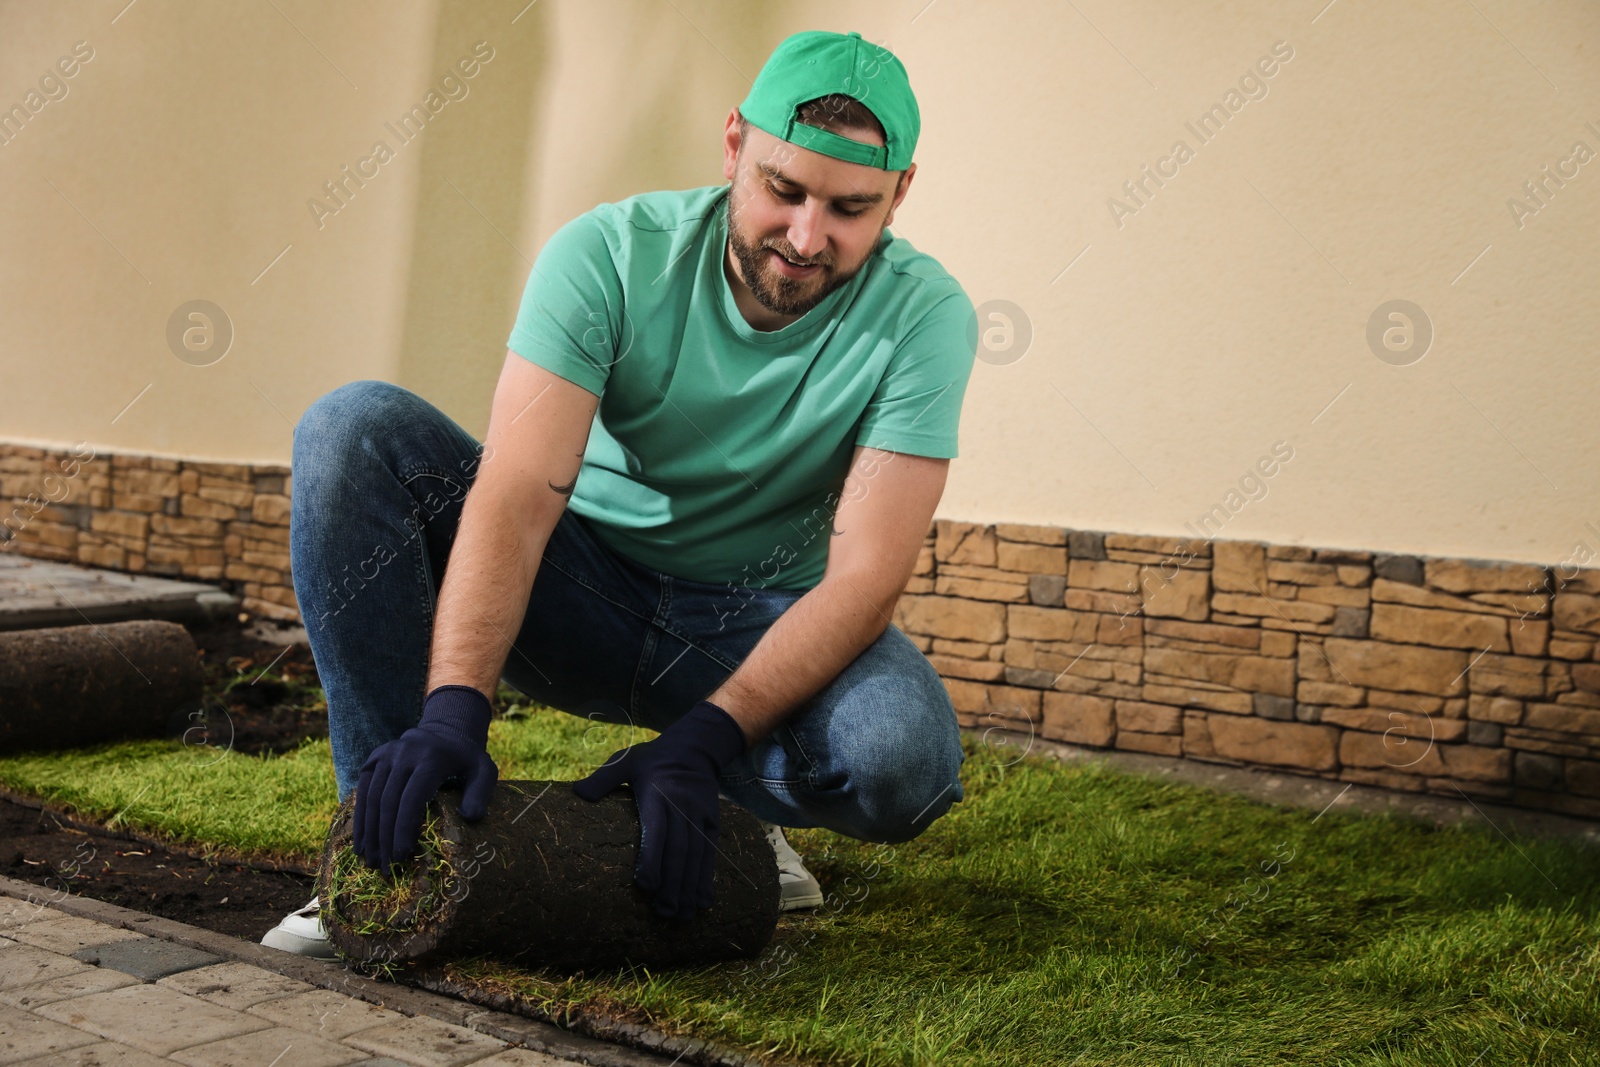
[0,553,236,634]
[0,878,698,1067]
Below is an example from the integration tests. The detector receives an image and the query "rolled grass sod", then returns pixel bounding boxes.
[0,620,204,754]
[318,779,780,973]
[0,696,1595,1065]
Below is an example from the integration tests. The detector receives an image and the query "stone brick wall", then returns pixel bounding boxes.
[7,441,1600,819]
[1,443,297,622]
[891,520,1600,820]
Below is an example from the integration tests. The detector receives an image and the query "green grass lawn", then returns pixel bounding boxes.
[0,695,1596,1066]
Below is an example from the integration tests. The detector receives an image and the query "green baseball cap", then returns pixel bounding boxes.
[738,30,920,172]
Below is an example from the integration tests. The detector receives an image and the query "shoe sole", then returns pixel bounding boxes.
[260,929,340,961]
[779,877,825,910]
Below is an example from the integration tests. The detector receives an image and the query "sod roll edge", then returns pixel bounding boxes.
[317,778,782,974]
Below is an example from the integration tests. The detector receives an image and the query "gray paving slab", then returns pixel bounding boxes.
[33,983,272,1057]
[0,964,139,1009]
[0,1002,101,1063]
[10,1041,173,1066]
[0,554,236,633]
[70,938,223,981]
[169,1024,368,1067]
[158,960,316,1011]
[342,1014,509,1066]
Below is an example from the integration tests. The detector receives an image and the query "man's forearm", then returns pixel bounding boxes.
[424,489,556,702]
[707,576,896,748]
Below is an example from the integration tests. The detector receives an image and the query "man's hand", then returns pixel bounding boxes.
[353,685,499,876]
[571,699,748,920]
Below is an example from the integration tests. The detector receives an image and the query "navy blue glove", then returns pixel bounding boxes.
[572,699,748,920]
[353,684,498,876]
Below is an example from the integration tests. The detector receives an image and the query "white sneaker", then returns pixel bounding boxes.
[758,819,824,910]
[261,895,339,961]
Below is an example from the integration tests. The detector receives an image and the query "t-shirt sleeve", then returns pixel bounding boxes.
[505,210,625,398]
[853,289,979,459]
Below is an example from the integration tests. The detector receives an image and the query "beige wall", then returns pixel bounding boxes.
[2,0,1597,567]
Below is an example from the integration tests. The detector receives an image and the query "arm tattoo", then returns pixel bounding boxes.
[548,451,583,497]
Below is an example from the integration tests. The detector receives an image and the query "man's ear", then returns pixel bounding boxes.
[883,163,915,228]
[722,107,743,183]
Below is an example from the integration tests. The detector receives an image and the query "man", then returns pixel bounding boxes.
[263,29,977,959]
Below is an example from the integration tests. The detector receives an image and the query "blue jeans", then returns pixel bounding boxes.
[288,380,966,843]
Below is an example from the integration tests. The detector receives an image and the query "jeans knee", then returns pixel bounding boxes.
[293,380,413,458]
[854,770,964,845]
[824,725,966,844]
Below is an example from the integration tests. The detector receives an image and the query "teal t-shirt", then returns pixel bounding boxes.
[505,183,977,592]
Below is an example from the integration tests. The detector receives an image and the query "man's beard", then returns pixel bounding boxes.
[724,192,876,318]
